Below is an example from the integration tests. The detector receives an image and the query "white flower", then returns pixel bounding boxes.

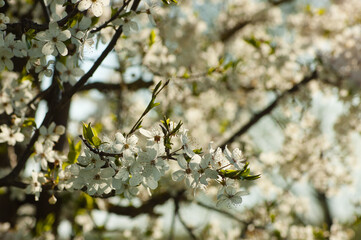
[211,147,229,170]
[4,33,27,57]
[28,40,45,58]
[172,154,199,188]
[26,171,47,201]
[112,132,138,153]
[70,16,94,58]
[34,140,55,170]
[77,148,105,168]
[0,1,5,8]
[142,0,160,26]
[38,122,65,143]
[113,11,139,36]
[0,91,13,115]
[34,57,54,80]
[180,132,195,157]
[81,167,115,196]
[139,128,165,154]
[224,146,246,170]
[216,186,248,208]
[58,164,80,191]
[123,183,139,199]
[138,147,169,189]
[0,13,9,30]
[139,128,164,147]
[194,155,218,187]
[56,58,84,85]
[36,22,71,56]
[0,125,24,146]
[0,47,14,71]
[77,0,110,17]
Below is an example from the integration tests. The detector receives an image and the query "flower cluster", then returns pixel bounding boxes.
[0,76,34,145]
[36,123,256,207]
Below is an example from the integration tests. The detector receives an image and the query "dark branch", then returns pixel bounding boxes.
[107,189,185,218]
[218,70,318,149]
[316,190,333,234]
[220,0,293,42]
[39,0,50,23]
[220,20,252,42]
[196,200,248,224]
[6,5,79,36]
[175,198,198,240]
[90,0,132,34]
[80,78,153,92]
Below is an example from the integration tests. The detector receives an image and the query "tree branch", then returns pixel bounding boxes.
[79,78,153,92]
[218,70,318,149]
[6,4,79,36]
[107,189,185,218]
[174,195,198,240]
[39,0,50,23]
[90,0,132,34]
[220,0,293,42]
[316,189,333,235]
[196,200,248,224]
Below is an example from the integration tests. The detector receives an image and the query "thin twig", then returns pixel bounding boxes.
[196,200,248,224]
[79,135,122,158]
[168,200,177,240]
[218,70,318,149]
[39,0,50,23]
[79,78,153,92]
[174,198,198,240]
[90,0,132,34]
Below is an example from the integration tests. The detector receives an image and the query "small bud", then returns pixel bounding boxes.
[48,195,57,205]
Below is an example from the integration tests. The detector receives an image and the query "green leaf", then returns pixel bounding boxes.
[92,136,101,148]
[207,67,216,75]
[243,174,261,180]
[149,29,156,47]
[111,6,118,18]
[152,102,160,108]
[67,137,82,164]
[244,36,262,49]
[22,118,36,128]
[152,81,163,97]
[193,148,203,154]
[182,71,190,79]
[21,74,34,82]
[82,122,99,147]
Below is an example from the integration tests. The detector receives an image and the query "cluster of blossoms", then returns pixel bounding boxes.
[0,0,154,88]
[0,75,35,146]
[25,122,255,207]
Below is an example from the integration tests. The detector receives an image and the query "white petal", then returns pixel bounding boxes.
[172,170,185,181]
[146,176,158,189]
[100,168,115,178]
[139,128,153,138]
[56,42,68,56]
[42,42,55,55]
[177,155,187,169]
[91,3,103,17]
[78,0,92,11]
